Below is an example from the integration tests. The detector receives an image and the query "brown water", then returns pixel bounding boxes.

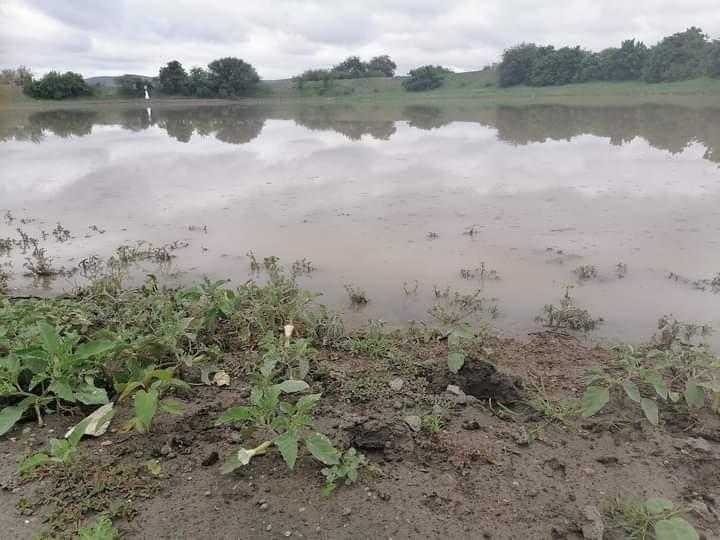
[1,102,719,346]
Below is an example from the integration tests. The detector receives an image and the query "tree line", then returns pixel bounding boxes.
[117,57,260,98]
[293,55,397,88]
[499,27,720,87]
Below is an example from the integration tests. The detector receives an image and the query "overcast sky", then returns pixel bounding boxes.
[1,0,719,79]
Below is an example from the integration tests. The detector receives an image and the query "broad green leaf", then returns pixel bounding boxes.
[221,451,244,474]
[67,416,93,447]
[306,432,341,466]
[48,380,76,402]
[275,430,299,469]
[49,438,71,459]
[644,497,674,514]
[275,380,309,394]
[581,386,610,417]
[17,453,49,475]
[645,372,669,400]
[217,406,255,425]
[684,379,705,409]
[295,394,322,414]
[159,398,182,415]
[146,459,162,477]
[622,380,641,403]
[654,517,699,540]
[278,402,294,415]
[259,357,278,379]
[75,340,116,360]
[697,381,720,392]
[640,398,659,425]
[447,352,465,374]
[0,402,31,436]
[74,384,109,405]
[450,323,474,339]
[37,321,60,355]
[117,381,143,401]
[134,389,158,433]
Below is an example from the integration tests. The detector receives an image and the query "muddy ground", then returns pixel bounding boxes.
[0,333,718,540]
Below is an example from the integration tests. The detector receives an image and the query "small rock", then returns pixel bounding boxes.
[685,437,713,453]
[284,531,292,537]
[342,507,352,516]
[462,420,480,431]
[202,451,219,467]
[404,415,422,433]
[581,504,604,540]
[446,384,463,396]
[266,524,272,531]
[100,440,113,447]
[204,490,211,497]
[393,401,403,410]
[389,378,404,391]
[160,444,172,456]
[512,426,530,446]
[229,432,243,443]
[260,503,268,511]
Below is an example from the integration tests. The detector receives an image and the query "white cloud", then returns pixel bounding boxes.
[0,0,718,78]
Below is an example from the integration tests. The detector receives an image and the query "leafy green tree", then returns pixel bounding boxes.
[116,75,149,97]
[643,27,709,82]
[498,43,543,86]
[207,57,260,97]
[706,40,720,78]
[402,65,452,92]
[367,55,397,77]
[528,46,587,86]
[158,60,190,95]
[576,52,603,82]
[601,39,649,80]
[332,56,367,79]
[189,67,212,97]
[23,71,91,100]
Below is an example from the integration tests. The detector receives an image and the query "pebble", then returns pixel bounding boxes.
[403,415,422,432]
[392,401,403,410]
[342,507,352,516]
[446,384,463,396]
[160,444,172,456]
[284,531,292,537]
[388,378,404,391]
[260,503,268,511]
[266,524,272,531]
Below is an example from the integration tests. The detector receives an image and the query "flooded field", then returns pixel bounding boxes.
[1,102,719,346]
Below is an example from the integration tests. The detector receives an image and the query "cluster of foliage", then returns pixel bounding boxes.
[0,269,342,437]
[402,65,454,92]
[23,71,92,100]
[499,27,720,87]
[610,497,699,540]
[292,55,397,90]
[153,58,260,98]
[581,341,719,425]
[0,65,32,86]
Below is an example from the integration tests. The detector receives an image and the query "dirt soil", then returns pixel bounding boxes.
[1,333,718,540]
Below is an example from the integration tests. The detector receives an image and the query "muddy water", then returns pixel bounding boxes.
[1,103,719,347]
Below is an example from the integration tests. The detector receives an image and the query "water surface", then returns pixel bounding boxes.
[1,102,719,347]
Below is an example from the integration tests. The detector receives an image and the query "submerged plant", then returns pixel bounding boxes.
[344,285,369,305]
[537,286,602,332]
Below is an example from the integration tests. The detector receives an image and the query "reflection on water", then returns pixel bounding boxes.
[0,102,718,347]
[2,103,720,164]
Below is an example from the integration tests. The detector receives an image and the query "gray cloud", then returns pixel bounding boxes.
[1,0,718,79]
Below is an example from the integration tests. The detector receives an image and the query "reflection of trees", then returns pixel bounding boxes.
[292,104,396,141]
[2,103,720,164]
[493,105,720,163]
[403,105,450,130]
